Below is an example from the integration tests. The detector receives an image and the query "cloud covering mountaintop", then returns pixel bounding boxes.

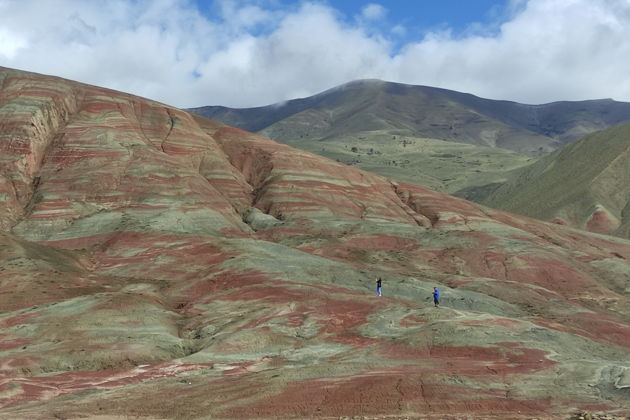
[1,0,629,108]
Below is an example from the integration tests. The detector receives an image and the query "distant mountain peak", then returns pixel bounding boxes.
[188,79,630,154]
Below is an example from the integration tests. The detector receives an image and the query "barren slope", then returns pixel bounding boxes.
[1,67,630,419]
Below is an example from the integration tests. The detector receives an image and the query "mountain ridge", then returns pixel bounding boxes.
[188,78,630,152]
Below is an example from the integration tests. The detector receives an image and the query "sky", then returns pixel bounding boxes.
[1,0,630,108]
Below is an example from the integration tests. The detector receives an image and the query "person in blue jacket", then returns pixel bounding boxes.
[433,287,440,307]
[376,277,382,296]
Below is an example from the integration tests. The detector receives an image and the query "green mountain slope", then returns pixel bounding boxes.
[291,129,535,193]
[188,79,630,153]
[461,122,630,238]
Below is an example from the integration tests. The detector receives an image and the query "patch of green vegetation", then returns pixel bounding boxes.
[283,130,535,193]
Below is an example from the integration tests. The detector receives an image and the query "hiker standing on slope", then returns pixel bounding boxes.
[376,277,382,296]
[433,287,440,307]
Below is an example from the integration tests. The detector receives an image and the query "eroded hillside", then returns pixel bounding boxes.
[1,67,630,419]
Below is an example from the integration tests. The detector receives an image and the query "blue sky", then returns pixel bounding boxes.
[352,0,508,32]
[1,0,629,108]
[194,0,513,44]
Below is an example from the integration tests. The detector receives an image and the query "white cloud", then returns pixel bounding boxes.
[192,3,391,106]
[0,0,629,108]
[395,0,630,104]
[391,24,406,37]
[360,3,386,21]
[0,27,27,59]
[212,0,279,34]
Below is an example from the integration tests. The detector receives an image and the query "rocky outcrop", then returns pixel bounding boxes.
[1,67,629,419]
[0,70,80,230]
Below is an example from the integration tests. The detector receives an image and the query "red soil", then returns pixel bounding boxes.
[586,209,617,234]
[222,369,553,419]
[0,312,39,329]
[0,337,30,351]
[379,343,555,375]
[533,311,630,349]
[0,362,211,409]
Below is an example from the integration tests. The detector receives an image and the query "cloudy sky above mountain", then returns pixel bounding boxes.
[1,0,629,108]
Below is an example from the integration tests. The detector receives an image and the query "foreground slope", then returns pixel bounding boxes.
[460,122,630,239]
[1,67,630,419]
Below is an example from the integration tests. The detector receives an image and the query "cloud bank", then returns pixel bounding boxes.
[1,0,629,108]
